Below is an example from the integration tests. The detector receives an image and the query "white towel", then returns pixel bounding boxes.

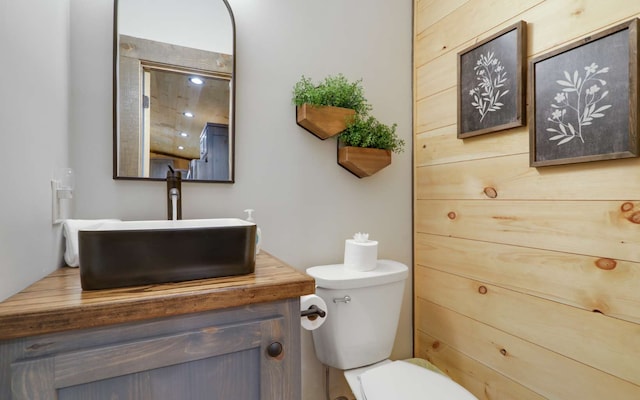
[62,219,120,267]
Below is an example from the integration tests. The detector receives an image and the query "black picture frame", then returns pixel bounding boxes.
[457,21,527,139]
[529,18,640,167]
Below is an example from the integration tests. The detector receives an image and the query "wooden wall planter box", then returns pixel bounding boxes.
[338,146,392,178]
[296,104,356,140]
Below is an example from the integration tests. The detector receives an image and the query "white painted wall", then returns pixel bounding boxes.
[0,0,70,301]
[0,0,412,398]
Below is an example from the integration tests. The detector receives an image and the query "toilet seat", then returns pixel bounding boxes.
[357,360,477,400]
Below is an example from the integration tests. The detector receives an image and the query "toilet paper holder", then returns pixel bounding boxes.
[300,304,326,319]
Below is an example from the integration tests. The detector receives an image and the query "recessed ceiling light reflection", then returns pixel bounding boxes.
[179,132,188,137]
[189,77,204,85]
[178,145,185,150]
[183,112,194,118]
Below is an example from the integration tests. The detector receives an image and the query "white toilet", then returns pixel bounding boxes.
[306,260,477,400]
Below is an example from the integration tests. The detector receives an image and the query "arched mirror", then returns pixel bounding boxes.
[113,0,235,182]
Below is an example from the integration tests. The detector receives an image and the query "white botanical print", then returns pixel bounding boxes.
[546,63,611,145]
[469,51,509,121]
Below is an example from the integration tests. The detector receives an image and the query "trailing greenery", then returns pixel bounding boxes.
[292,74,371,115]
[339,114,405,154]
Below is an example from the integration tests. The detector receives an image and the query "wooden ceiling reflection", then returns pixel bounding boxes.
[148,69,230,159]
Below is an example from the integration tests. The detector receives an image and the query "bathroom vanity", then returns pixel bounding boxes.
[0,252,314,399]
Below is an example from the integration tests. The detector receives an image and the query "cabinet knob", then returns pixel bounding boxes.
[267,342,283,358]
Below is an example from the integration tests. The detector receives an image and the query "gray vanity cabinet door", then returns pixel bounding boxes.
[10,317,288,400]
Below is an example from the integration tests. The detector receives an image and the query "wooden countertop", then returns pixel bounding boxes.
[0,251,315,341]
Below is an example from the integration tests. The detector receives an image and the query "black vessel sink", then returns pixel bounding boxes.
[78,219,256,290]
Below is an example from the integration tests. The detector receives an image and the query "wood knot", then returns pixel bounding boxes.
[483,187,498,199]
[621,202,634,212]
[500,348,507,356]
[422,144,427,149]
[432,340,440,349]
[447,212,457,220]
[478,285,488,295]
[27,342,54,351]
[628,211,640,224]
[595,258,617,270]
[571,8,584,16]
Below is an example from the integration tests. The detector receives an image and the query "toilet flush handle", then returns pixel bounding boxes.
[333,295,351,304]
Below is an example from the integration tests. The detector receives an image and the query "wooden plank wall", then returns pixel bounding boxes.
[413,1,640,399]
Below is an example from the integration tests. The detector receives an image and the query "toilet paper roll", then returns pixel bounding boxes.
[300,294,328,331]
[344,239,378,271]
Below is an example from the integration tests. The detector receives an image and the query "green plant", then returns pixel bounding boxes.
[339,114,405,154]
[292,74,371,115]
[293,73,404,154]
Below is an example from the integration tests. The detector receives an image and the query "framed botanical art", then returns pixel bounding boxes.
[529,18,639,167]
[458,21,527,139]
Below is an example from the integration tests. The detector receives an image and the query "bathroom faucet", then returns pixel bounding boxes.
[166,166,182,220]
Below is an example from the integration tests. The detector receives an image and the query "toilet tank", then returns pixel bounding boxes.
[306,260,408,370]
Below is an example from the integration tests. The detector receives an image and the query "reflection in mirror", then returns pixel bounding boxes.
[114,0,235,182]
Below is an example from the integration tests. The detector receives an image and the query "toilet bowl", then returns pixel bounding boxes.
[345,360,477,400]
[306,260,478,400]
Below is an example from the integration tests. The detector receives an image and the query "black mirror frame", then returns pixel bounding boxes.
[112,0,236,183]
